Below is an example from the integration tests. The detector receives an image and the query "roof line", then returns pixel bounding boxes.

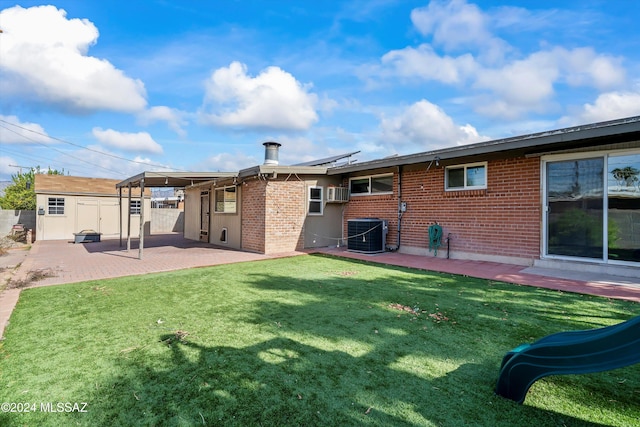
[328,115,640,174]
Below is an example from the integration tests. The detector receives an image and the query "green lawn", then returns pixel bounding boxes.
[0,254,638,426]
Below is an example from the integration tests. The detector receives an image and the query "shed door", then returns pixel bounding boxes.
[76,200,99,232]
[99,201,120,237]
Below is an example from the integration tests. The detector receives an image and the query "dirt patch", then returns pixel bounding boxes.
[388,303,454,324]
[388,303,420,315]
[161,329,190,345]
[8,268,56,289]
[331,270,359,277]
[1,235,30,249]
[0,236,30,258]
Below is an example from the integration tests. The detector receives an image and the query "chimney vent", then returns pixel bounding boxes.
[263,141,282,165]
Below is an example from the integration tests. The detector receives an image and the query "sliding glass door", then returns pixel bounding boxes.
[545,152,640,264]
[546,158,604,258]
[607,154,640,263]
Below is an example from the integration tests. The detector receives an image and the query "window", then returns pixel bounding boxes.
[445,162,487,190]
[47,197,65,215]
[214,186,237,213]
[543,151,640,264]
[349,174,393,196]
[129,200,141,215]
[308,186,323,215]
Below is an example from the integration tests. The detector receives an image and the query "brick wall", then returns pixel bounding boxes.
[344,157,541,263]
[241,180,266,252]
[264,179,306,253]
[241,178,307,254]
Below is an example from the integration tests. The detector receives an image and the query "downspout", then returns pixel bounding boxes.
[396,165,403,251]
[127,183,132,252]
[118,187,122,247]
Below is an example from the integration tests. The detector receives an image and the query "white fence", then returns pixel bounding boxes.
[0,209,182,239]
[151,209,184,233]
[0,210,35,236]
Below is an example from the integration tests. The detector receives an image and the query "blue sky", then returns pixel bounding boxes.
[1,0,640,181]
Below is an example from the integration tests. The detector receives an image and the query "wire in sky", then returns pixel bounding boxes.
[0,122,132,176]
[0,118,188,172]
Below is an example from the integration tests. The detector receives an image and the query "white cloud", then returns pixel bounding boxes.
[0,115,53,144]
[138,106,188,137]
[92,128,163,154]
[56,145,174,179]
[563,88,640,125]
[559,47,625,90]
[410,0,511,63]
[0,5,147,113]
[199,152,259,172]
[130,155,174,172]
[379,100,488,149]
[381,44,477,84]
[0,156,17,177]
[200,61,319,131]
[368,1,629,121]
[411,0,488,50]
[473,47,625,119]
[473,52,559,119]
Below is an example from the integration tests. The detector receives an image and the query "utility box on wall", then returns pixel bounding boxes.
[347,218,388,253]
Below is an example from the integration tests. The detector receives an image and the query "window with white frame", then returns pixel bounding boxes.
[214,186,237,213]
[308,186,323,215]
[47,197,65,215]
[349,174,393,196]
[445,162,487,190]
[129,200,141,215]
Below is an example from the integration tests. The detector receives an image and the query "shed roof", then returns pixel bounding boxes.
[35,175,150,196]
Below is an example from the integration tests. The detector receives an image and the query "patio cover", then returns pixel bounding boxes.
[116,171,237,259]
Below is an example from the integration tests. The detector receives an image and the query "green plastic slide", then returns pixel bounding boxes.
[495,315,640,403]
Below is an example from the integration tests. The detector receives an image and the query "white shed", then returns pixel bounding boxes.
[34,175,150,241]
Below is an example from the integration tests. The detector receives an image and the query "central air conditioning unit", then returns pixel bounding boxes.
[327,186,349,203]
[347,218,388,253]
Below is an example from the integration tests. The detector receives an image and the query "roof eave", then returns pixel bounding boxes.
[328,116,640,175]
[116,171,237,188]
[238,165,328,178]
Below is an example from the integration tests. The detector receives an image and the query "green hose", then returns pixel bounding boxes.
[428,224,443,256]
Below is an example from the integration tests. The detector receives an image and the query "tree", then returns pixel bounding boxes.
[611,166,640,190]
[0,167,65,210]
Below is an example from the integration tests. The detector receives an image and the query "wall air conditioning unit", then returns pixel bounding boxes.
[347,218,388,253]
[327,186,349,203]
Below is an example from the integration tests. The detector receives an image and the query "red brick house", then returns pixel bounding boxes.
[180,117,640,278]
[183,144,352,254]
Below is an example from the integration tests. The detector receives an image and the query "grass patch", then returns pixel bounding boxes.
[0,254,638,426]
